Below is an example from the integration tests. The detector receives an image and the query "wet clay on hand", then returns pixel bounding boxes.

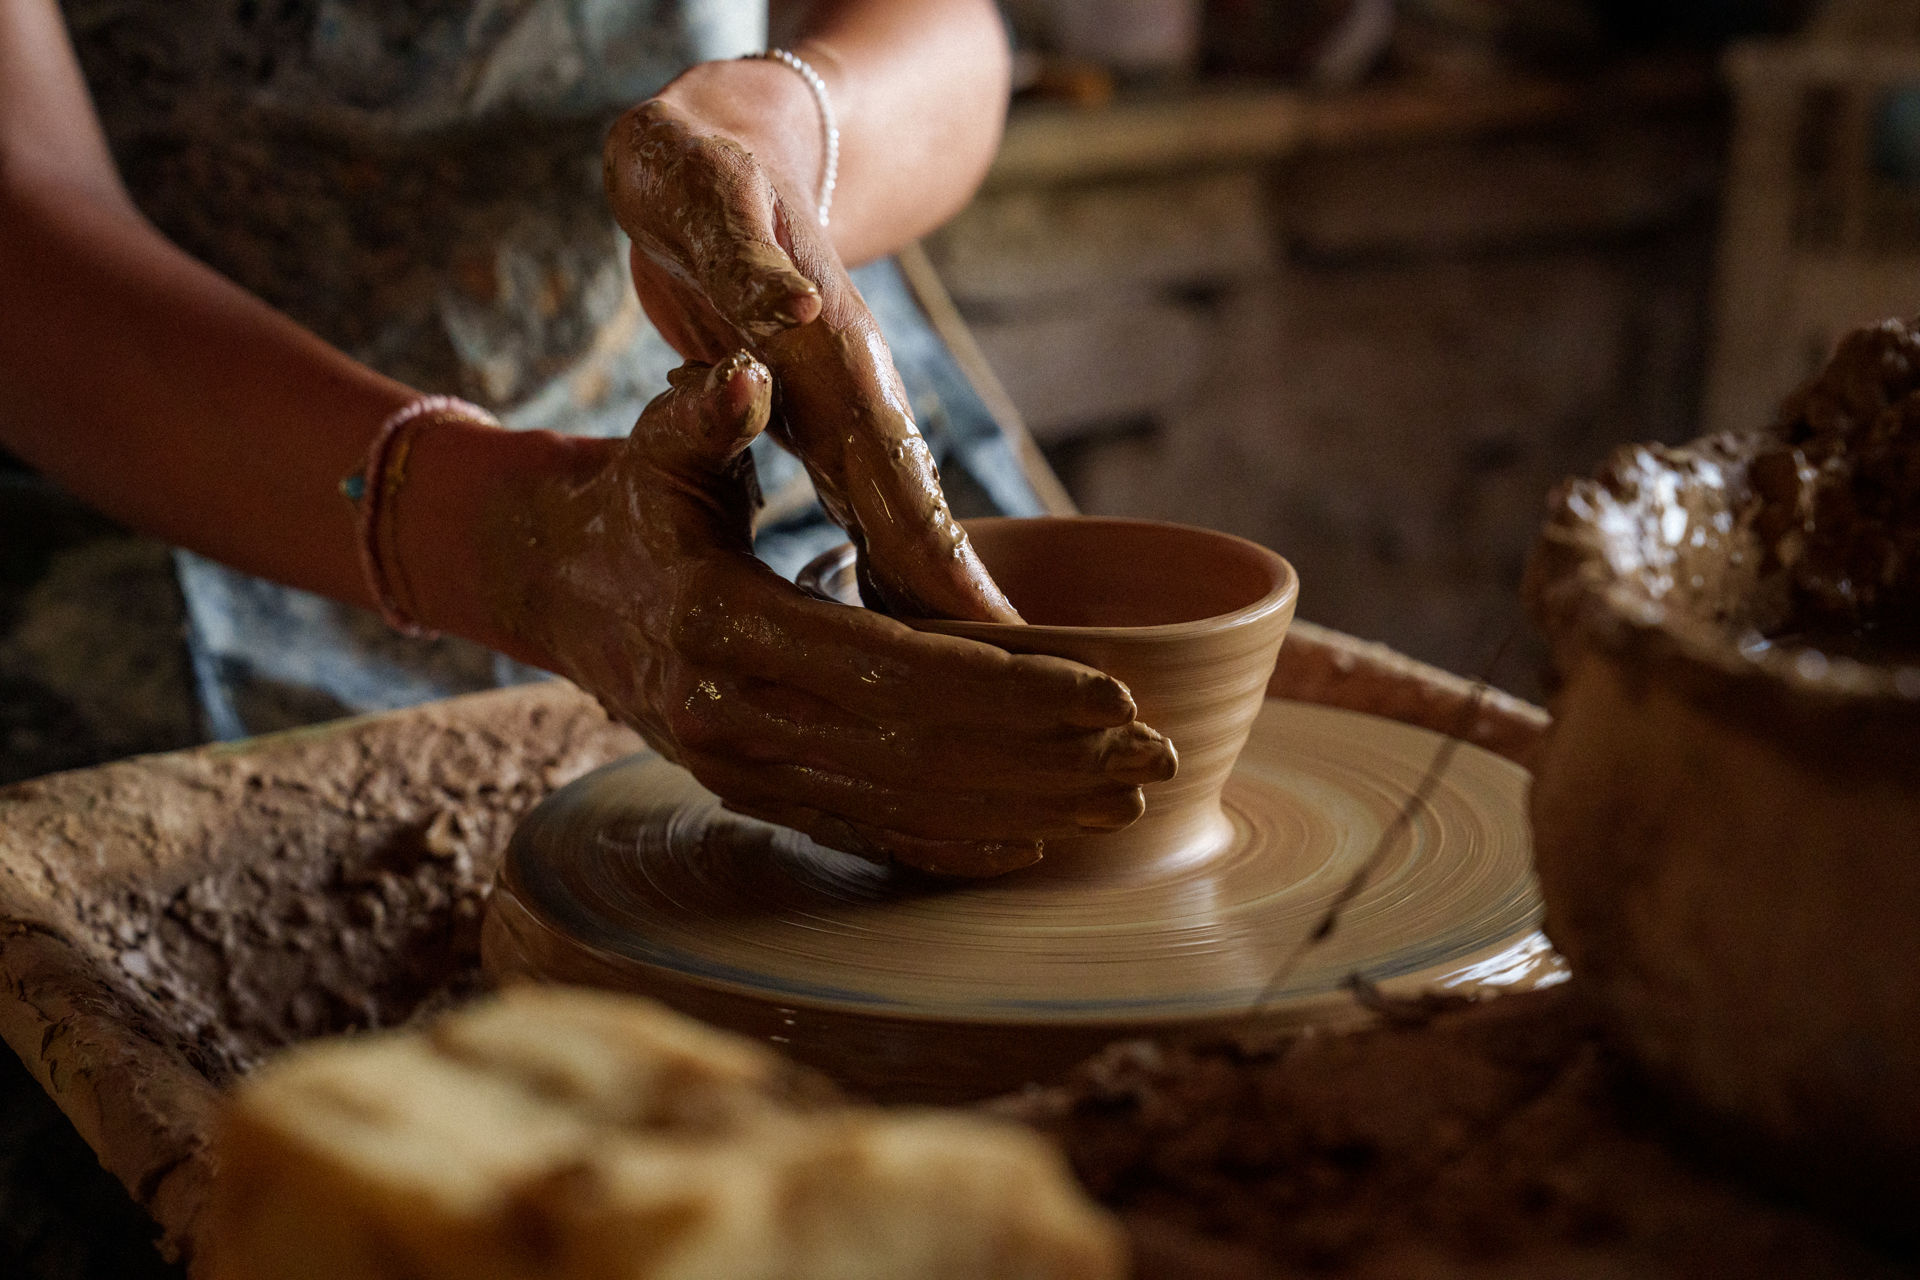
[603,99,1019,624]
[758,302,1018,622]
[489,356,1172,878]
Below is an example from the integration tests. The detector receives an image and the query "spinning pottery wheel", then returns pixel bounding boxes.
[483,519,1551,1100]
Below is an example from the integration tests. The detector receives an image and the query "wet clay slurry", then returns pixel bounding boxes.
[1524,316,1920,1233]
[485,519,1557,1101]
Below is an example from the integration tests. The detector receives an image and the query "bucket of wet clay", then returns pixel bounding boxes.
[1524,321,1920,1233]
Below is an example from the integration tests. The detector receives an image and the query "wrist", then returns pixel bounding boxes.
[390,418,614,671]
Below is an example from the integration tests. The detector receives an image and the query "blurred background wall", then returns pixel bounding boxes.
[929,0,1920,696]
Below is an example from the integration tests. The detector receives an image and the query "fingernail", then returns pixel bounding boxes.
[749,266,818,326]
[1077,787,1146,832]
[1069,673,1136,728]
[1104,726,1179,784]
[704,353,769,422]
[969,839,1044,875]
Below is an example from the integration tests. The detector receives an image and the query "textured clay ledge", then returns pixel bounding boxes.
[1007,985,1910,1279]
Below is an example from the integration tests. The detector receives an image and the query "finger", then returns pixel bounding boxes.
[760,315,1019,623]
[693,681,1178,791]
[607,103,821,339]
[714,234,823,338]
[681,747,1147,842]
[631,248,734,363]
[722,796,1044,879]
[676,564,1140,730]
[639,352,772,468]
[662,268,755,366]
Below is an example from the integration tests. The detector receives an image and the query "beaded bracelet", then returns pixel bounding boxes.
[340,395,501,638]
[745,48,840,227]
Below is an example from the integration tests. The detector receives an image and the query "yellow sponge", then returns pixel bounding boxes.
[203,986,1125,1280]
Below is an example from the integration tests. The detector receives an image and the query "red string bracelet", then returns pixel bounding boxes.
[340,395,501,638]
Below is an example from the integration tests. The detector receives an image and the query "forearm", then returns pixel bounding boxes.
[0,181,411,605]
[0,0,588,667]
[790,0,1011,259]
[0,178,582,665]
[659,0,1010,265]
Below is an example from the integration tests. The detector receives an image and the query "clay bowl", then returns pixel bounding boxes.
[1524,432,1920,1227]
[798,516,1300,876]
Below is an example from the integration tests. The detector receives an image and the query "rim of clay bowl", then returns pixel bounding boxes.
[797,515,1299,641]
[1524,430,1920,750]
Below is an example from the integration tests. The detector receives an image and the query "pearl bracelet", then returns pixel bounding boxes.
[746,48,840,228]
[341,395,501,638]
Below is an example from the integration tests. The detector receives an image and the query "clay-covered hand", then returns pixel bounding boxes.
[604,94,1019,625]
[519,354,1176,878]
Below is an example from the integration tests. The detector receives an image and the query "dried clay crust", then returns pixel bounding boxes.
[1526,315,1920,731]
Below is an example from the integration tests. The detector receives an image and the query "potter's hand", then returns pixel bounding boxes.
[604,94,1020,625]
[527,355,1176,878]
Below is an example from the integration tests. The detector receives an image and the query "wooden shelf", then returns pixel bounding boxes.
[988,58,1717,188]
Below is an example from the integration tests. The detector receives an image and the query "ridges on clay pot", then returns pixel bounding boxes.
[799,516,1300,879]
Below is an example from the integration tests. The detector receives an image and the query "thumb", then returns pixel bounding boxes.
[643,351,774,470]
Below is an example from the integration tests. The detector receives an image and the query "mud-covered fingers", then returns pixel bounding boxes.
[631,257,738,364]
[665,351,768,425]
[679,747,1146,843]
[605,103,821,338]
[692,172,821,337]
[864,717,1177,791]
[840,434,1017,624]
[759,319,1018,624]
[719,796,1044,878]
[676,580,1141,733]
[653,214,818,343]
[850,634,1139,731]
[633,353,772,469]
[679,684,1175,792]
[689,747,1149,840]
